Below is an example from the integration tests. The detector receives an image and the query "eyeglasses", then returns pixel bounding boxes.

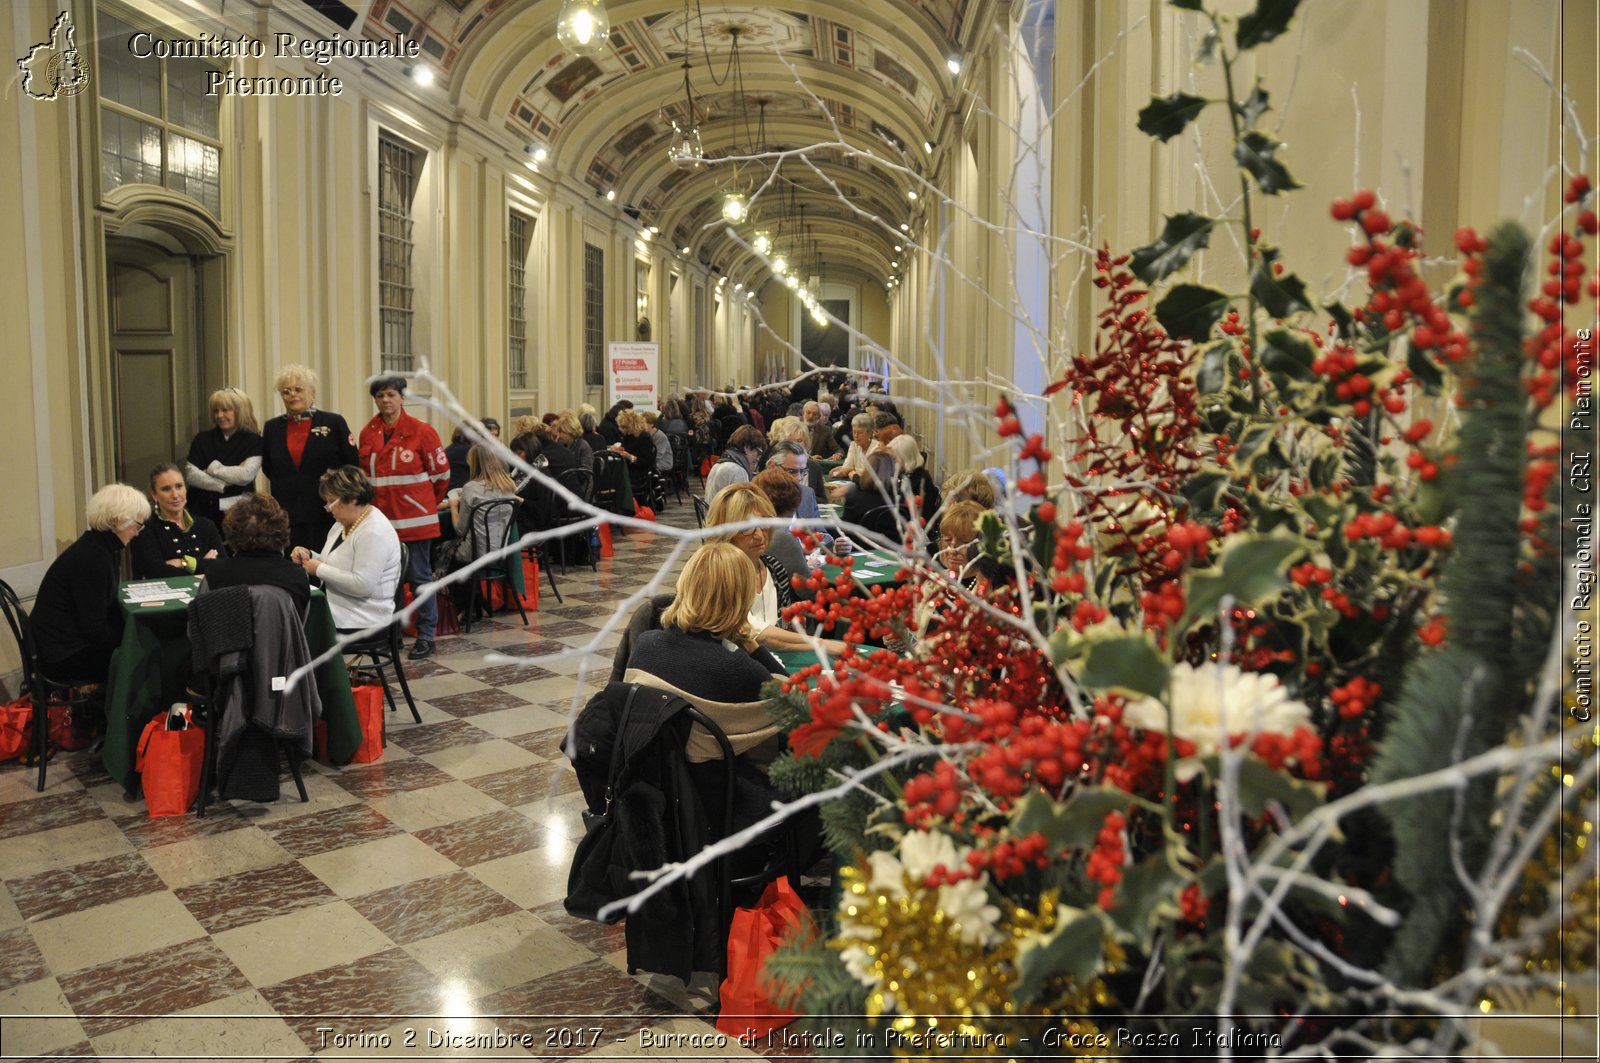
[279,386,306,396]
[131,519,145,531]
[779,463,807,476]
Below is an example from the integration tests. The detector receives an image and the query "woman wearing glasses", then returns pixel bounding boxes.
[183,388,265,526]
[30,483,150,685]
[261,364,359,552]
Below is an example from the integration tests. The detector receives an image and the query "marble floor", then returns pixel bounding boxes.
[0,500,799,1061]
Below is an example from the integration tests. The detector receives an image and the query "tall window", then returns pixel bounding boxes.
[508,213,533,389]
[378,134,420,372]
[96,11,223,216]
[583,243,604,387]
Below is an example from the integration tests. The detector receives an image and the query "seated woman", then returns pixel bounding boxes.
[842,450,908,546]
[751,468,813,598]
[626,542,823,868]
[449,446,520,557]
[608,409,658,502]
[31,483,150,684]
[202,493,310,617]
[129,463,225,579]
[290,466,402,634]
[707,483,847,656]
[625,541,788,760]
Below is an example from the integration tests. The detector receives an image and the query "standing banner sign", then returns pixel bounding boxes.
[607,342,659,412]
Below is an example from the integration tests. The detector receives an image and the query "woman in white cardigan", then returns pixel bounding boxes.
[289,466,402,633]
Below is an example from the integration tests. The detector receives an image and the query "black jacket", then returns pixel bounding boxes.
[565,682,724,981]
[129,512,224,579]
[31,529,125,673]
[261,410,359,526]
[203,550,311,618]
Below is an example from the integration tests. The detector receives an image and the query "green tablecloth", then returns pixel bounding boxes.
[819,547,905,589]
[817,458,845,478]
[103,576,362,794]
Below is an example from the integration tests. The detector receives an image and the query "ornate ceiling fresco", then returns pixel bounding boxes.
[358,0,977,283]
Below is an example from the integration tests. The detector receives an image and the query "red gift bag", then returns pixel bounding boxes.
[519,555,541,611]
[0,699,33,762]
[700,456,714,479]
[596,523,615,558]
[633,500,657,522]
[401,584,458,637]
[48,704,96,751]
[715,877,817,1038]
[135,712,205,817]
[349,684,386,763]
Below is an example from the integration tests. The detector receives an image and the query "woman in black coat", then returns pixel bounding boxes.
[129,464,224,579]
[184,388,266,526]
[31,484,151,683]
[202,493,310,617]
[260,364,359,552]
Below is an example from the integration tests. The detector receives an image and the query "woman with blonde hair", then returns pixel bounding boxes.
[448,445,520,565]
[548,409,594,477]
[30,483,151,683]
[625,541,786,759]
[185,387,264,525]
[707,483,847,655]
[261,364,359,551]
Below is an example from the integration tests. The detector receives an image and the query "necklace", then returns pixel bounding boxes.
[341,506,371,540]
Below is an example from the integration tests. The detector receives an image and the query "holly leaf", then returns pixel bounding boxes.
[1198,755,1325,821]
[1080,636,1169,701]
[1180,468,1231,514]
[1016,911,1106,1001]
[1155,283,1230,341]
[1406,340,1446,395]
[1260,328,1316,380]
[1325,301,1356,341]
[1197,343,1231,394]
[1014,787,1135,850]
[1108,853,1185,940]
[1137,93,1209,143]
[1184,534,1303,623]
[1132,212,1216,283]
[1234,130,1302,195]
[1233,85,1271,127]
[1236,0,1303,51]
[1251,261,1313,318]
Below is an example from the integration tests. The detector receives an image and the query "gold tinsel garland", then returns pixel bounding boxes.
[832,864,1120,1058]
[1494,712,1599,1015]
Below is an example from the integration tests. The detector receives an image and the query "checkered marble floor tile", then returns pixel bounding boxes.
[0,502,801,1061]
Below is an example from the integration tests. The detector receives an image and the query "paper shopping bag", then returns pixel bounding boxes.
[135,713,205,817]
[715,877,816,1037]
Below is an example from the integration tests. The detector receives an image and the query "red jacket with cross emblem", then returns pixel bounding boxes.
[358,411,449,542]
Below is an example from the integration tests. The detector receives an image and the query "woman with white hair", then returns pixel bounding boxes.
[261,364,359,552]
[30,483,151,683]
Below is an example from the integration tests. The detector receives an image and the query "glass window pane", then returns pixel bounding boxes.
[167,58,219,138]
[101,108,161,190]
[97,12,161,117]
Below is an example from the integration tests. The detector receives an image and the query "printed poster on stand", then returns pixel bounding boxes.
[607,341,659,412]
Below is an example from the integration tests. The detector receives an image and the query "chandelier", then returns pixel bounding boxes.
[557,0,610,57]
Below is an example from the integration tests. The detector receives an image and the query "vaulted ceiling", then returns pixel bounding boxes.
[360,0,979,289]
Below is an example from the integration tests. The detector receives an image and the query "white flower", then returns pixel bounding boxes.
[899,828,963,881]
[1124,662,1310,778]
[939,878,1002,945]
[864,849,909,901]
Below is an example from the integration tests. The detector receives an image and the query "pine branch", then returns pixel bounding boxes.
[1371,221,1534,986]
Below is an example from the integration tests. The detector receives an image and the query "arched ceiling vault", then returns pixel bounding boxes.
[362,0,977,289]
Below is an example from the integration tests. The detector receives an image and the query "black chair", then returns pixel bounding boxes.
[343,543,421,723]
[551,467,597,573]
[515,477,564,604]
[691,494,709,528]
[666,433,691,502]
[457,498,528,633]
[191,585,312,816]
[593,451,629,515]
[0,579,98,791]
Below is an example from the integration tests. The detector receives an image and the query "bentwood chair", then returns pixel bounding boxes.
[0,578,99,791]
[343,543,421,723]
[459,498,527,632]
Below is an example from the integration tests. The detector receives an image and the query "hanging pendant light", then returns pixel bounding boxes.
[557,0,610,57]
[720,192,748,224]
[666,2,704,167]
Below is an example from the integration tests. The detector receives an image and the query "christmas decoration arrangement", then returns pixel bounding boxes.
[747,0,1597,1055]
